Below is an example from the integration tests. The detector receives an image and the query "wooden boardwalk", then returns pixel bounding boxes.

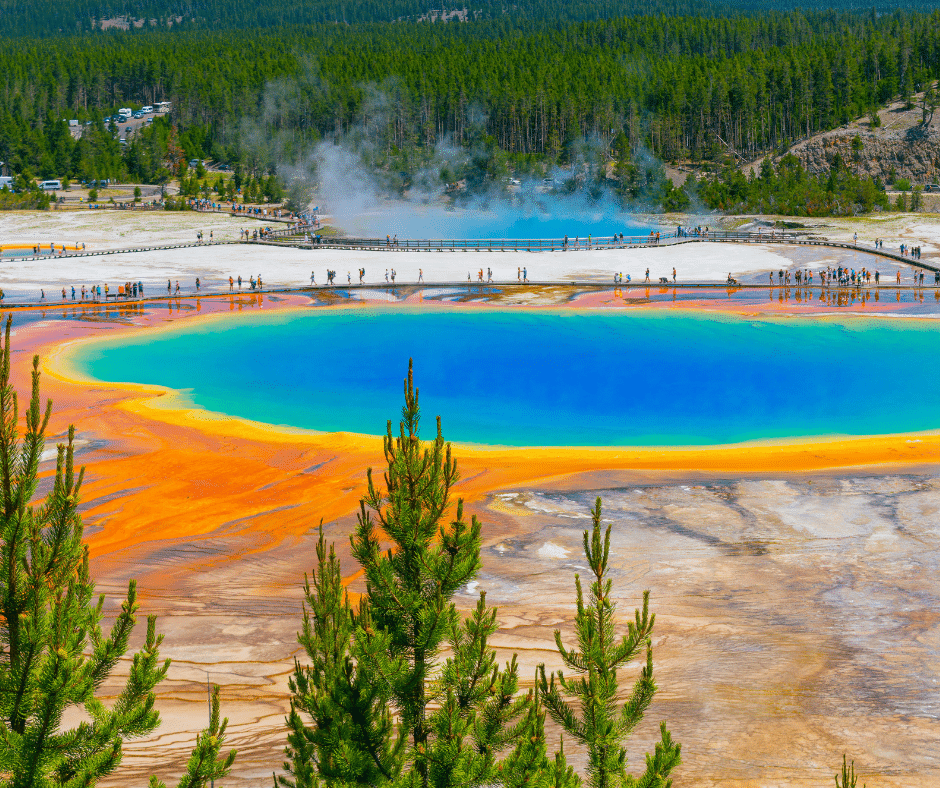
[2,227,937,275]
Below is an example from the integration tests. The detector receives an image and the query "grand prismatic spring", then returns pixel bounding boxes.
[74,309,940,446]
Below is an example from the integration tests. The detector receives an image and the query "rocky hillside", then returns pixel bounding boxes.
[783,96,940,186]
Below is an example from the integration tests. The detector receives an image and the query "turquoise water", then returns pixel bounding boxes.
[77,310,940,446]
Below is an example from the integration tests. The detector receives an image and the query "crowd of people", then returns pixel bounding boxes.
[44,281,145,301]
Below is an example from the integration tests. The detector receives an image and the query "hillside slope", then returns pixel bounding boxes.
[783,96,940,186]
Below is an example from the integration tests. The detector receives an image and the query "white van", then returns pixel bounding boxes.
[39,180,62,191]
[0,176,13,190]
[141,105,153,114]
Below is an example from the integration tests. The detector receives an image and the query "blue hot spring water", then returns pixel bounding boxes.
[76,310,940,446]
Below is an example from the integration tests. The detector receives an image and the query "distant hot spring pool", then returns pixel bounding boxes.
[75,310,940,447]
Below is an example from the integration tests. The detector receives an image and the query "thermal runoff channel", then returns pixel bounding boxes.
[77,310,940,447]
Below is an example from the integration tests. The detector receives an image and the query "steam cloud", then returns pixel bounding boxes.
[241,74,715,239]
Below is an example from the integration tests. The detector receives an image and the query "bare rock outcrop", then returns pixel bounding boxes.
[788,127,940,184]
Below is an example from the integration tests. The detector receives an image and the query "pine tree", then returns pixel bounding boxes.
[275,526,401,788]
[835,754,864,788]
[538,498,681,788]
[351,359,526,788]
[149,686,236,788]
[281,360,527,788]
[0,316,235,788]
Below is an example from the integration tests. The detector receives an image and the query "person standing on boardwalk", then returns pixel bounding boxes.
[418,268,423,282]
[230,276,234,291]
[517,267,521,282]
[645,268,650,283]
[167,279,172,294]
[672,267,676,283]
[523,267,528,282]
[175,281,180,295]
[195,277,200,291]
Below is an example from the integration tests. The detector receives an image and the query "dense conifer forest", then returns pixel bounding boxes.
[0,1,937,214]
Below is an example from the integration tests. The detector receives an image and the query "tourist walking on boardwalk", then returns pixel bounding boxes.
[195,277,200,291]
[517,267,521,282]
[391,269,396,283]
[238,275,242,289]
[385,269,389,283]
[311,271,316,285]
[230,276,234,291]
[418,269,423,282]
[167,279,171,294]
[645,268,650,283]
[523,267,528,282]
[175,281,180,295]
[672,267,677,283]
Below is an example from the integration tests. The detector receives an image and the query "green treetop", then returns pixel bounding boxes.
[538,498,680,788]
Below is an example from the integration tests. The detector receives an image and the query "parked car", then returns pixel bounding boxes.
[38,180,62,191]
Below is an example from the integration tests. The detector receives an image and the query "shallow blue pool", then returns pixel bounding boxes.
[76,309,940,446]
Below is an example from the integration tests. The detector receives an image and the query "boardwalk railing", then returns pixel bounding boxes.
[261,222,317,239]
[300,230,799,252]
